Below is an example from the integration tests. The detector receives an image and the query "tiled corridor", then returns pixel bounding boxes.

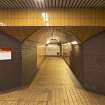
[0,57,105,105]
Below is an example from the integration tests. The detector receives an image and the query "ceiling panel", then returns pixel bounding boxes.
[0,0,105,8]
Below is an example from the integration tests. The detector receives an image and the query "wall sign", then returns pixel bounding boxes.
[0,48,11,60]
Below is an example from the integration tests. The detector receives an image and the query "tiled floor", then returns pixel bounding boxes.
[0,57,105,105]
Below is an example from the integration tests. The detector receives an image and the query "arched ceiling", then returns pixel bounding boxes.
[0,27,42,41]
[28,27,74,44]
[0,0,105,8]
[0,26,105,43]
[54,27,105,42]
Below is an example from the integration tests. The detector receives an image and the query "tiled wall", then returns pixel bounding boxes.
[0,32,21,90]
[83,31,105,94]
[70,44,83,83]
[37,44,46,69]
[22,39,37,86]
[21,28,47,86]
[69,31,105,94]
[62,43,72,65]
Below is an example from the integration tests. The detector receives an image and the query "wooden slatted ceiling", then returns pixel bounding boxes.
[0,0,105,8]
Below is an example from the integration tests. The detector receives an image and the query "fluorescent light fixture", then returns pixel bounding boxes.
[71,41,78,45]
[67,42,71,45]
[42,12,48,22]
[62,42,70,46]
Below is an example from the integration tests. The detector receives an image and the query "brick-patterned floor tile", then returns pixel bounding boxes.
[0,57,105,105]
